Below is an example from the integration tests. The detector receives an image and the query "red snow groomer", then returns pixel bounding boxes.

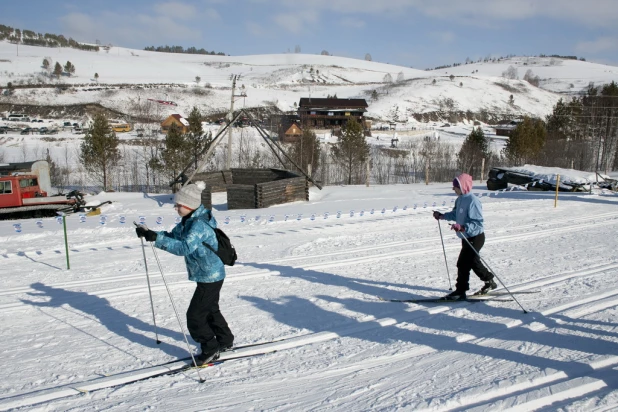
[0,160,91,220]
[0,174,85,220]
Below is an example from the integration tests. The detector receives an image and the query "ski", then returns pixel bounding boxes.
[472,290,541,297]
[378,296,513,303]
[154,338,289,368]
[223,338,290,353]
[183,351,275,371]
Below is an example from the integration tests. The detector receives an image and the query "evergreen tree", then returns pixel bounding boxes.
[503,116,546,164]
[157,123,188,189]
[42,58,49,70]
[79,113,121,190]
[289,128,321,176]
[53,62,62,78]
[457,127,489,178]
[64,61,75,76]
[94,73,99,82]
[331,118,369,185]
[185,106,211,169]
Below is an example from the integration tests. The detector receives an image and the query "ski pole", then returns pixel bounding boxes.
[149,243,205,383]
[135,222,161,344]
[140,237,161,344]
[436,217,453,290]
[453,226,528,314]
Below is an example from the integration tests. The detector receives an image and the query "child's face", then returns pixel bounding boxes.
[174,203,193,217]
[452,187,462,196]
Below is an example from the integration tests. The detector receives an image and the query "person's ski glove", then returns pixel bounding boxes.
[451,223,465,232]
[432,211,444,220]
[135,224,157,242]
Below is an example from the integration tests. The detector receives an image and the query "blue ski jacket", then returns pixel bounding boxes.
[442,193,485,239]
[153,205,225,283]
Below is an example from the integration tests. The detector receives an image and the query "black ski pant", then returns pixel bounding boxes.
[186,280,234,352]
[455,232,494,292]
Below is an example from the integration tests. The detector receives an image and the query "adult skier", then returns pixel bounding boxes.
[136,181,234,365]
[433,173,497,300]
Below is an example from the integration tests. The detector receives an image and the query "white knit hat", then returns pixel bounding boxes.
[175,181,206,210]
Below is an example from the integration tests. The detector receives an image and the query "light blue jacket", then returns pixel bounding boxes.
[154,205,225,283]
[442,193,485,238]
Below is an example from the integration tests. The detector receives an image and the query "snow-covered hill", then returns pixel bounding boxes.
[1,42,617,122]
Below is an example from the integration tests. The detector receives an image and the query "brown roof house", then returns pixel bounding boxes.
[281,122,302,143]
[298,98,368,129]
[161,114,190,134]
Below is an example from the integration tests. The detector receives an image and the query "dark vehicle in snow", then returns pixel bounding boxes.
[486,167,607,192]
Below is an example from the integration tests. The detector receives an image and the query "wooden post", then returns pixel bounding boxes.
[554,174,560,208]
[62,214,70,270]
[425,162,429,185]
[480,158,485,183]
[366,161,370,187]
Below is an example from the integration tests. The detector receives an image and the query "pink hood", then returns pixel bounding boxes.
[455,173,473,194]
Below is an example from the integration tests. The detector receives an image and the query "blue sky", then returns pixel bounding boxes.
[2,0,618,68]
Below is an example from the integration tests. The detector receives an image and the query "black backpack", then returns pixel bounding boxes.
[203,226,237,266]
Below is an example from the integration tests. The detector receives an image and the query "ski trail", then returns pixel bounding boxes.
[4,270,617,411]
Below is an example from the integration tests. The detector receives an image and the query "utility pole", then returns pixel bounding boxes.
[226,75,238,170]
[226,75,248,169]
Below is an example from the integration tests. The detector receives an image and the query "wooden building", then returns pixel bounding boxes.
[298,98,368,129]
[494,119,521,137]
[161,114,190,134]
[192,168,309,209]
[281,122,302,143]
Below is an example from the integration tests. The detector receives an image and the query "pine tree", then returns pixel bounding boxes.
[42,58,49,70]
[331,118,369,184]
[94,73,99,82]
[185,106,211,169]
[53,62,62,78]
[159,123,188,188]
[64,61,73,76]
[79,113,121,190]
[458,127,489,177]
[289,128,320,176]
[503,117,546,164]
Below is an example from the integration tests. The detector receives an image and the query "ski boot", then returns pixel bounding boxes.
[473,279,497,296]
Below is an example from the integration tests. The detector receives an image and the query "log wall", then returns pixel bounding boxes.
[195,168,309,210]
[256,177,308,208]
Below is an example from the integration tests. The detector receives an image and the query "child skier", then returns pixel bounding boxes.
[136,181,234,365]
[433,173,497,300]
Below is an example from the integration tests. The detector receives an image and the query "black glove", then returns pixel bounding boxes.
[136,226,157,242]
[433,211,443,220]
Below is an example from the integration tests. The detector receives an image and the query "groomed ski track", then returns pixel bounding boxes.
[1,194,618,410]
[2,263,618,410]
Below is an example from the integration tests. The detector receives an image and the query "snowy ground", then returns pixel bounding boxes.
[1,174,618,411]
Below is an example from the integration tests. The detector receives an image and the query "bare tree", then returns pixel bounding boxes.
[523,69,540,87]
[502,65,518,80]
